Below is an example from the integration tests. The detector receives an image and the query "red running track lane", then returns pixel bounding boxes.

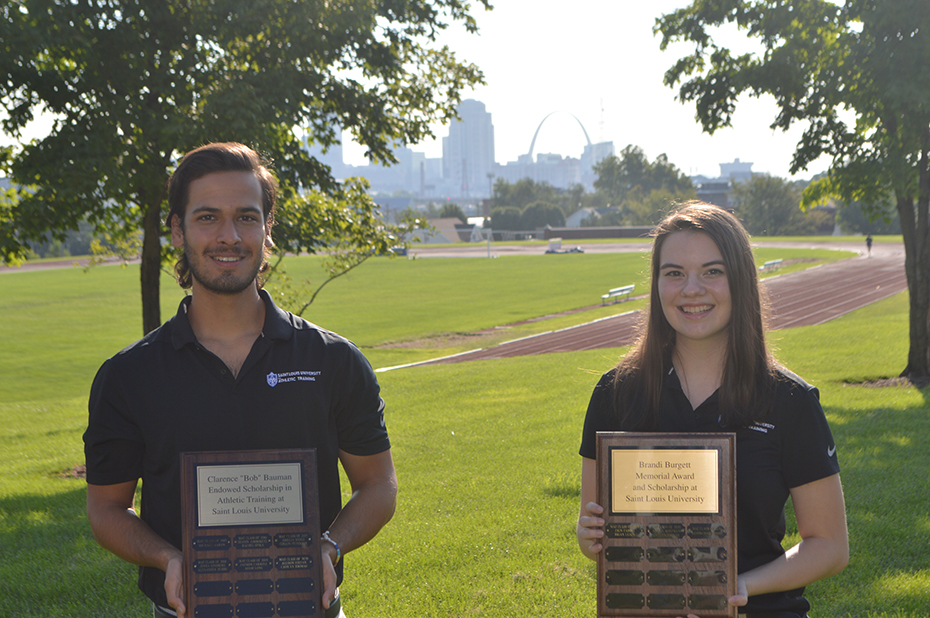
[399,244,906,369]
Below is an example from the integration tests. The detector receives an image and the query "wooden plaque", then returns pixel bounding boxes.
[180,449,323,618]
[596,433,737,618]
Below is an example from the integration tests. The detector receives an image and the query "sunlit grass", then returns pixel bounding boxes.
[0,247,923,617]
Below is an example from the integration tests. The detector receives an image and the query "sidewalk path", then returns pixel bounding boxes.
[412,241,906,366]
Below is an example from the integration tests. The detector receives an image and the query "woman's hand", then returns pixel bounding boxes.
[576,501,606,560]
[727,575,749,608]
[675,577,748,618]
[578,457,605,560]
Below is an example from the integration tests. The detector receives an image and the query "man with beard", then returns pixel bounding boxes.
[84,143,396,618]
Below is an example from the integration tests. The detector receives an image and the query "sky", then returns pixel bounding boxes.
[4,1,833,182]
[344,0,833,180]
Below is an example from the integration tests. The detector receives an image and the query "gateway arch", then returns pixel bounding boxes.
[526,111,593,161]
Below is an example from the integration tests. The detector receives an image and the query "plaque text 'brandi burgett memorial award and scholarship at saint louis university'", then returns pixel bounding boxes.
[596,433,738,618]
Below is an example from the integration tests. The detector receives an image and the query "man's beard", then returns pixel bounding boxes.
[184,241,264,295]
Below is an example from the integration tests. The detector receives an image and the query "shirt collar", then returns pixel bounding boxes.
[170,288,294,350]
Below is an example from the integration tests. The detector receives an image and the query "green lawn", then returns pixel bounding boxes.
[0,245,925,617]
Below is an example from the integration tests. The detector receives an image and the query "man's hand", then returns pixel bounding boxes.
[321,541,339,609]
[87,481,187,615]
[164,552,187,617]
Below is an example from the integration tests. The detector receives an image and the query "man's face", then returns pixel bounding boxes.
[171,171,271,296]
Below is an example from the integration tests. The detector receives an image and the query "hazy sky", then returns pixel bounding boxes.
[344,1,833,180]
[4,2,833,181]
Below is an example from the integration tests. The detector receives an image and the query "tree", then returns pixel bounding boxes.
[489,206,522,231]
[836,199,902,236]
[520,201,565,229]
[593,145,694,204]
[0,0,487,334]
[268,177,424,317]
[491,178,560,211]
[438,202,467,223]
[592,146,696,226]
[731,175,811,236]
[657,0,930,380]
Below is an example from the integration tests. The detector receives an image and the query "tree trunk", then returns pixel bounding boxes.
[898,141,930,379]
[903,261,930,378]
[140,199,163,335]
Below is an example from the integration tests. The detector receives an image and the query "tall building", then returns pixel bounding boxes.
[719,158,753,183]
[580,141,615,190]
[692,158,756,209]
[302,125,346,179]
[442,99,496,198]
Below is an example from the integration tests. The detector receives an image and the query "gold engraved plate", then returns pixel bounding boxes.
[610,449,718,514]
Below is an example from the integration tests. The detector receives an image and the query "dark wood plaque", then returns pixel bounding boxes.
[180,449,322,618]
[596,433,737,618]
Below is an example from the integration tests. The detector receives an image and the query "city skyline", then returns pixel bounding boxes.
[342,1,834,181]
[319,97,618,199]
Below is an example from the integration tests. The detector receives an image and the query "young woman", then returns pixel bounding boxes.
[576,203,848,618]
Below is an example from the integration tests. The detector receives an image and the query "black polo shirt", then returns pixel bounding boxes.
[85,290,390,607]
[580,366,839,616]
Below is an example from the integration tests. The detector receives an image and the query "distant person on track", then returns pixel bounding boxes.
[576,202,848,618]
[866,234,873,257]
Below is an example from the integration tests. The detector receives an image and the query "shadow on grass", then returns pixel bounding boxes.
[0,486,149,618]
[820,393,930,616]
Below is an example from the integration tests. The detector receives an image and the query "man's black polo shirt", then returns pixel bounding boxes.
[85,290,389,607]
[580,366,839,616]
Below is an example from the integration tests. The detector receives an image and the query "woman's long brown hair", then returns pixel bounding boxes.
[612,202,776,429]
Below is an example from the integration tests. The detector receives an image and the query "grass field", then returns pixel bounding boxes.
[0,244,926,617]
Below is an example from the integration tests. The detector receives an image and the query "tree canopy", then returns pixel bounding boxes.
[594,146,694,203]
[591,145,695,225]
[520,201,564,229]
[730,175,831,236]
[491,178,562,212]
[489,206,522,231]
[657,0,930,380]
[438,202,467,223]
[0,0,488,333]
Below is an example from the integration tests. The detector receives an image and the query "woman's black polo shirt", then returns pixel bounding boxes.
[85,290,390,607]
[580,366,839,616]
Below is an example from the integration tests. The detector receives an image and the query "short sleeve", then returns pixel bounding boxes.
[579,371,619,459]
[776,374,840,488]
[83,359,145,486]
[332,342,390,457]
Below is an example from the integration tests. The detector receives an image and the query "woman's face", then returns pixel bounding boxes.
[657,230,732,348]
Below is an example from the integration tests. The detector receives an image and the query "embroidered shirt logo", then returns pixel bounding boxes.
[748,421,776,434]
[266,370,322,387]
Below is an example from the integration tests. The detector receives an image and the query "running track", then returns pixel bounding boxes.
[395,242,907,368]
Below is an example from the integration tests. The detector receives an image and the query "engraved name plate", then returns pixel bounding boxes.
[181,449,322,618]
[596,433,737,618]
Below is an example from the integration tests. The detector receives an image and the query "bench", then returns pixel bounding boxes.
[759,259,783,271]
[601,284,635,305]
